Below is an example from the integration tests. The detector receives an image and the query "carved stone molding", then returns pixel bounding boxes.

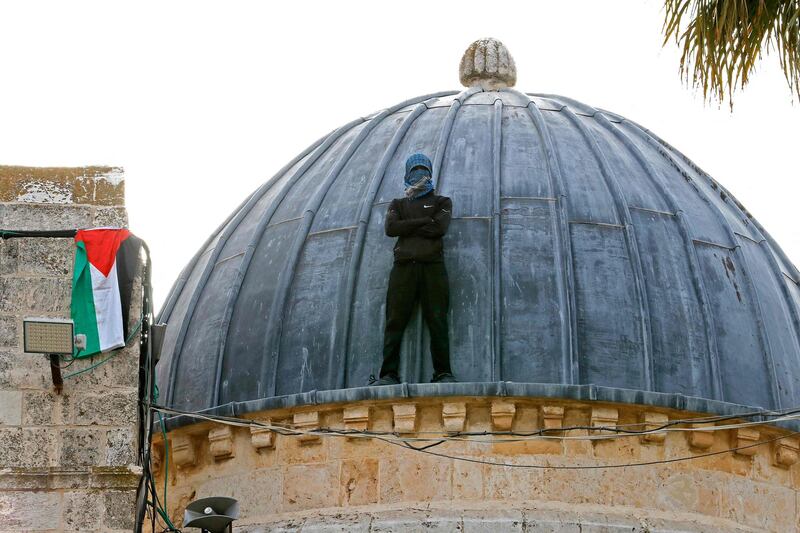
[294,411,321,444]
[773,438,799,468]
[540,405,565,431]
[392,403,417,434]
[250,423,275,452]
[590,407,619,435]
[208,426,234,460]
[639,412,669,444]
[491,401,515,431]
[732,427,760,456]
[171,434,196,468]
[442,402,467,433]
[343,406,370,440]
[687,422,715,450]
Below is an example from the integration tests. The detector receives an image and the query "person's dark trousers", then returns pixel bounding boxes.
[380,261,451,379]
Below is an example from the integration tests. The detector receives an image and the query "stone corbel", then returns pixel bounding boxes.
[250,420,275,452]
[442,402,467,433]
[590,407,619,435]
[639,412,669,444]
[687,422,715,450]
[343,406,370,439]
[540,405,565,431]
[773,437,799,468]
[151,442,164,472]
[731,427,760,456]
[392,403,417,434]
[294,411,321,444]
[171,434,196,468]
[208,426,234,460]
[491,401,516,431]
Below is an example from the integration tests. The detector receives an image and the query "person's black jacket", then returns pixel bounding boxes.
[385,192,452,263]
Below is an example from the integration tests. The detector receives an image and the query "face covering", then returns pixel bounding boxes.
[404,167,434,199]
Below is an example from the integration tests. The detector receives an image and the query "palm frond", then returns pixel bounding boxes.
[662,0,800,108]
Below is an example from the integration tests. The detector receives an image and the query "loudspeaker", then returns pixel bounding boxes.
[183,496,239,533]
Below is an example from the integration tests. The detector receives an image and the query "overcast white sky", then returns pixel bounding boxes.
[1,0,797,307]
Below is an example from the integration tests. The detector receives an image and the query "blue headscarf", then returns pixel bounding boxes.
[403,153,434,199]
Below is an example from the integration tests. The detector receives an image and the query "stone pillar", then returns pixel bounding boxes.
[0,166,140,532]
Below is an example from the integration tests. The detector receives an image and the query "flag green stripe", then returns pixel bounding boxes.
[71,241,101,357]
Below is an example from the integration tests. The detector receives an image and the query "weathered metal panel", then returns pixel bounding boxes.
[499,107,551,199]
[630,209,713,396]
[571,223,645,389]
[499,198,562,382]
[444,218,492,382]
[218,219,299,403]
[276,229,355,394]
[544,111,619,225]
[695,243,773,407]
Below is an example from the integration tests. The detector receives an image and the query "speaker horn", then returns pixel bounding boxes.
[183,496,239,533]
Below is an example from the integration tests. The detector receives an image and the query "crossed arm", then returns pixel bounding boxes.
[385,197,452,238]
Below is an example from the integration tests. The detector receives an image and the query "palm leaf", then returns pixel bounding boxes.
[662,0,800,108]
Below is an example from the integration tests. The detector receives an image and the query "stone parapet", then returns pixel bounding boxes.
[151,396,800,532]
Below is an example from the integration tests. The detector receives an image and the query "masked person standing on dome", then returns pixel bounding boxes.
[371,153,457,385]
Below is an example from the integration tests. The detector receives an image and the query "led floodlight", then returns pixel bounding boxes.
[23,317,74,355]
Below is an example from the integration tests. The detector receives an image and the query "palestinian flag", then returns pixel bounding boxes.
[71,228,141,358]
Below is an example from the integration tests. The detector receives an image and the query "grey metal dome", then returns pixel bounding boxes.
[155,84,800,418]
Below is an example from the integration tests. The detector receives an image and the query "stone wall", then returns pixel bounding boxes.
[153,397,800,532]
[0,166,141,532]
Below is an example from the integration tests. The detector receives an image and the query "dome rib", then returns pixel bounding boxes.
[490,98,502,380]
[561,106,656,392]
[593,113,724,401]
[519,92,578,384]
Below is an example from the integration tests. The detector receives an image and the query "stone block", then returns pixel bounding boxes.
[0,468,49,490]
[283,463,338,512]
[106,427,137,466]
[773,437,800,468]
[22,389,59,425]
[64,489,103,530]
[452,458,484,499]
[60,427,103,466]
[490,400,515,431]
[293,411,320,444]
[0,390,22,425]
[392,403,417,433]
[0,276,71,313]
[484,461,543,500]
[639,411,669,444]
[91,465,143,489]
[343,406,370,437]
[0,239,18,275]
[339,458,378,506]
[0,427,23,466]
[687,422,716,450]
[462,510,524,532]
[171,433,197,468]
[541,405,565,431]
[208,425,235,460]
[103,489,136,530]
[70,390,138,426]
[0,316,18,347]
[93,206,128,227]
[442,402,467,433]
[251,423,275,451]
[731,427,760,456]
[0,350,50,389]
[20,427,58,468]
[0,203,93,231]
[0,490,61,530]
[379,453,452,503]
[590,406,619,434]
[49,467,91,489]
[16,237,74,276]
[93,173,125,206]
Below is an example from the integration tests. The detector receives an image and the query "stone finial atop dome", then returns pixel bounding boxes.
[459,37,517,90]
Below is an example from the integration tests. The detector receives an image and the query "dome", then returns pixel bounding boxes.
[155,42,800,420]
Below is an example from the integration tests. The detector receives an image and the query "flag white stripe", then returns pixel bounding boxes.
[88,262,125,352]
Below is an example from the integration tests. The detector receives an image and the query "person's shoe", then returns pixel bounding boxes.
[368,373,400,386]
[431,372,458,383]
